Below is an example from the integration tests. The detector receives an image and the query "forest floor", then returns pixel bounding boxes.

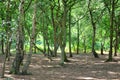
[0,53,120,80]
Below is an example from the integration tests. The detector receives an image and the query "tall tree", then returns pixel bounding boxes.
[50,0,60,57]
[10,0,25,74]
[68,7,72,57]
[77,21,80,54]
[1,0,11,77]
[22,0,37,74]
[88,0,99,58]
[59,0,68,65]
[106,0,116,61]
[5,0,12,61]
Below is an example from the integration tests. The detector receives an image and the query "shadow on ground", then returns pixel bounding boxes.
[0,54,120,80]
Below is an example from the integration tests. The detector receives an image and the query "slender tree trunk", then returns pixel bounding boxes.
[88,0,99,58]
[5,0,12,61]
[10,0,25,74]
[1,0,12,77]
[92,26,99,58]
[107,0,115,61]
[1,34,4,55]
[60,46,65,65]
[42,15,53,58]
[101,42,104,55]
[53,26,58,57]
[1,14,5,55]
[5,31,12,61]
[22,0,36,74]
[51,6,58,57]
[1,54,7,78]
[42,17,47,56]
[59,0,69,65]
[34,39,36,54]
[114,15,119,56]
[69,8,72,57]
[43,36,46,55]
[46,40,52,61]
[83,37,86,53]
[77,22,80,54]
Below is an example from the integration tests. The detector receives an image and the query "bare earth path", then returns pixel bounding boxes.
[0,53,120,80]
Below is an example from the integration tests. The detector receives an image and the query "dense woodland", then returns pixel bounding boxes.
[0,0,120,79]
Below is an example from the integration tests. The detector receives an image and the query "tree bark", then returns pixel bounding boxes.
[69,8,72,57]
[77,22,80,54]
[10,0,25,74]
[88,0,99,58]
[114,11,119,56]
[83,36,86,53]
[22,0,36,74]
[107,0,115,61]
[1,34,4,55]
[5,0,12,61]
[51,5,58,57]
[101,42,104,55]
[1,0,12,77]
[59,0,69,65]
[1,55,7,78]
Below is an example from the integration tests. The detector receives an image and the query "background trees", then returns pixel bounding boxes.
[0,0,120,77]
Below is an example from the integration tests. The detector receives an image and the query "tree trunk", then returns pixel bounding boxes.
[5,31,12,61]
[1,12,5,55]
[34,39,37,54]
[5,0,12,61]
[1,54,7,78]
[1,34,4,55]
[60,46,65,66]
[107,0,115,61]
[92,27,99,58]
[114,41,117,56]
[10,0,25,74]
[88,0,99,58]
[77,22,80,54]
[59,0,69,65]
[114,14,119,56]
[22,0,36,74]
[69,8,72,57]
[83,37,86,53]
[1,0,12,77]
[101,42,104,55]
[53,26,58,57]
[43,36,46,55]
[51,6,58,57]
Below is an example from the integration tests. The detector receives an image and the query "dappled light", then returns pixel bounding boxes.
[1,54,120,80]
[0,0,120,79]
[75,76,97,80]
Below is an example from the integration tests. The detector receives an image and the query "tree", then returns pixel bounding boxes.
[88,0,99,58]
[22,0,36,74]
[5,0,12,61]
[105,0,117,61]
[76,21,80,54]
[50,0,60,57]
[1,34,4,55]
[68,7,72,57]
[10,0,25,74]
[88,0,105,58]
[1,0,12,77]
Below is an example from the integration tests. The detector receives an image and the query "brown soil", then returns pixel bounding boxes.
[0,53,120,80]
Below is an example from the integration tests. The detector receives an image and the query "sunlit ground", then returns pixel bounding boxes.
[0,53,120,80]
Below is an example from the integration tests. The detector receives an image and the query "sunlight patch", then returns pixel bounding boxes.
[76,76,96,79]
[108,71,118,75]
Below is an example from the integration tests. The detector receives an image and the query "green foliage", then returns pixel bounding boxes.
[0,0,120,54]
